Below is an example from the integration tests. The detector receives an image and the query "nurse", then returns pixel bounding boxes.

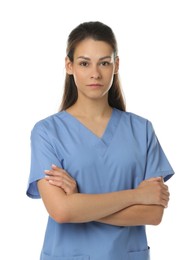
[27,21,174,260]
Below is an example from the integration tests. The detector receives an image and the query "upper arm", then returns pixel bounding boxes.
[26,122,63,199]
[37,179,69,223]
[145,121,175,182]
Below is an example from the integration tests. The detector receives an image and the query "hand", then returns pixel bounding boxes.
[136,177,170,208]
[44,164,78,195]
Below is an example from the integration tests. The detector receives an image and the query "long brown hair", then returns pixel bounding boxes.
[59,21,126,111]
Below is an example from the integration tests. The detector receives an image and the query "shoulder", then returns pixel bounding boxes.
[125,111,148,122]
[31,111,66,134]
[117,109,152,126]
[115,109,155,137]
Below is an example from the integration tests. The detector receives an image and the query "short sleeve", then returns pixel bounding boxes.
[26,123,62,199]
[144,121,174,182]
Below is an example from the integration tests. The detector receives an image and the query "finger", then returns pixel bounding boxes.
[47,179,68,191]
[158,197,168,208]
[161,192,170,207]
[45,174,77,186]
[50,166,74,180]
[161,183,169,191]
[51,164,64,172]
[45,168,69,178]
[44,170,53,176]
[162,190,170,200]
[44,169,62,177]
[46,174,67,186]
[47,177,77,194]
[51,164,58,169]
[146,177,162,182]
[45,173,68,182]
[163,197,170,208]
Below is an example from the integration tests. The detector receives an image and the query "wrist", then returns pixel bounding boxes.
[128,189,141,206]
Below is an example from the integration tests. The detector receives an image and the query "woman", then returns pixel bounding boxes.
[27,21,174,260]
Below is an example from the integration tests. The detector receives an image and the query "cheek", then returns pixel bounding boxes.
[73,70,86,85]
[105,71,115,85]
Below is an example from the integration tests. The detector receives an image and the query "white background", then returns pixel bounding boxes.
[0,0,195,259]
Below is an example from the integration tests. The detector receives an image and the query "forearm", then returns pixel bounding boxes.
[39,171,168,224]
[97,205,164,226]
[61,190,138,223]
[38,179,139,223]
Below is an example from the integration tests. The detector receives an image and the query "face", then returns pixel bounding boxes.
[66,38,119,101]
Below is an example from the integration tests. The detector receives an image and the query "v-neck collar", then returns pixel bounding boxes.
[62,108,122,156]
[101,108,120,145]
[63,108,115,139]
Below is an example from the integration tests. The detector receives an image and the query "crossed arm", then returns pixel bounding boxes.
[38,165,169,226]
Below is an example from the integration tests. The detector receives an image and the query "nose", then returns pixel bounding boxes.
[90,65,101,79]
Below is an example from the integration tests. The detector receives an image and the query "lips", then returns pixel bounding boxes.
[87,84,103,87]
[87,84,104,90]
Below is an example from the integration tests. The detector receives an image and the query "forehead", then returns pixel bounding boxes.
[74,38,114,59]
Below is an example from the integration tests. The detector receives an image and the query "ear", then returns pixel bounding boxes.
[65,56,73,75]
[114,56,119,74]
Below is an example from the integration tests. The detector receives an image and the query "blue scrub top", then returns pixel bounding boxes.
[26,108,174,260]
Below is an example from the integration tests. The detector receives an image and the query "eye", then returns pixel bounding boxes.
[100,61,110,66]
[79,61,89,67]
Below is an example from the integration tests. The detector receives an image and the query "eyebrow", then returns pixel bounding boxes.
[77,56,112,61]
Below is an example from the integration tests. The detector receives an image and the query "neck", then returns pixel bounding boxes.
[68,97,112,119]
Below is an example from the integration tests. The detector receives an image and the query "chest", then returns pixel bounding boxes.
[73,117,110,138]
[51,110,148,192]
[55,126,146,193]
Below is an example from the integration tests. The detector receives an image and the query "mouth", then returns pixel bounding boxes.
[87,84,103,88]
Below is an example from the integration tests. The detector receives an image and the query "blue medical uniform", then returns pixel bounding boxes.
[26,108,174,260]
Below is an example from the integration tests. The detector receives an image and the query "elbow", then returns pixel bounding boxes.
[50,208,72,224]
[149,206,164,226]
[151,215,163,226]
[52,215,69,224]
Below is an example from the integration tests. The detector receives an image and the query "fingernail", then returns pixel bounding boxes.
[44,170,50,173]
